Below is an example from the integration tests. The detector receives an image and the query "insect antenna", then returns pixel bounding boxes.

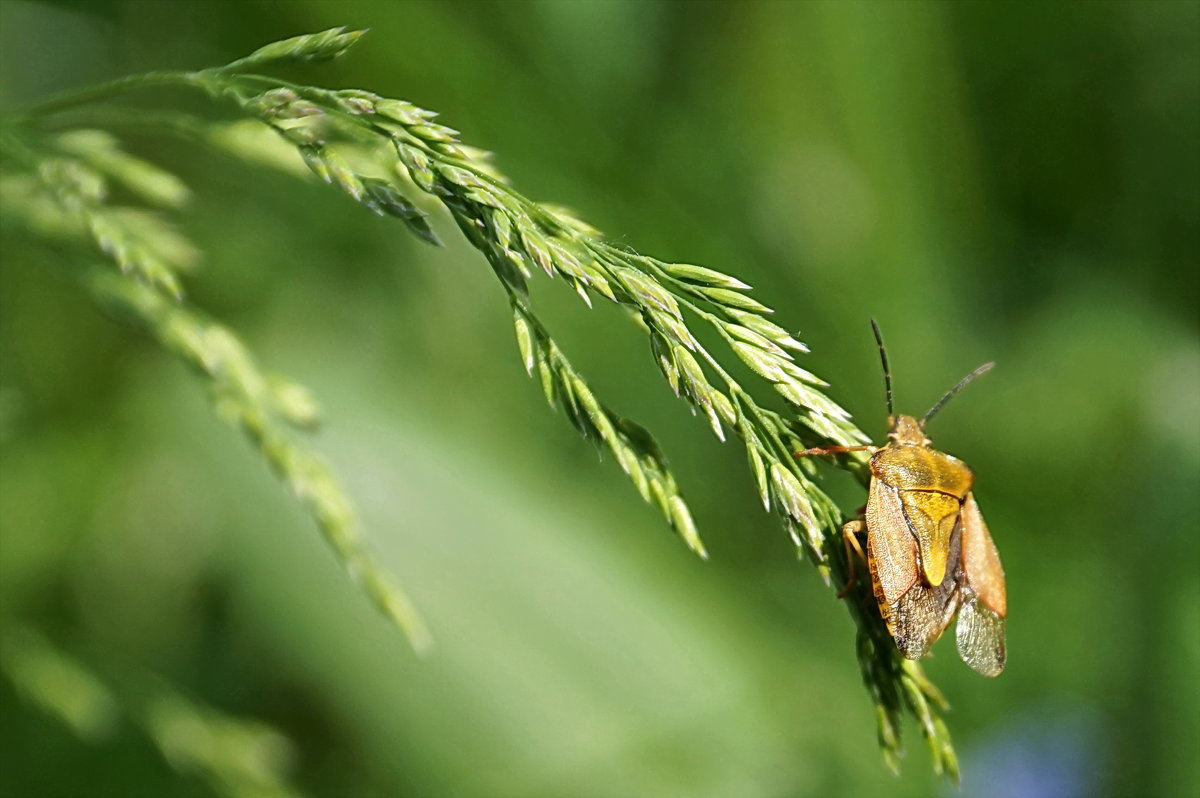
[869,319,894,417]
[922,361,995,426]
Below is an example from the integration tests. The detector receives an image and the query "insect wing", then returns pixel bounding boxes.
[887,519,963,659]
[956,594,1005,676]
[955,493,1006,675]
[959,493,1006,616]
[890,572,961,659]
[866,478,960,659]
[864,477,919,606]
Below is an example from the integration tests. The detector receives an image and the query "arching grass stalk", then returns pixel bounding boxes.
[2,28,960,778]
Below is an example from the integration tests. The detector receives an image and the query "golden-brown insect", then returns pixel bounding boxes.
[798,321,1007,676]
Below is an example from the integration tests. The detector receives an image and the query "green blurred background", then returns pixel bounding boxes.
[1,1,1197,796]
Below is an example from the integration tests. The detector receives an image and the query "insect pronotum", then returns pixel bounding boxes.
[797,320,1007,676]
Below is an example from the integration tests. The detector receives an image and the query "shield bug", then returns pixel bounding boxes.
[797,321,1006,676]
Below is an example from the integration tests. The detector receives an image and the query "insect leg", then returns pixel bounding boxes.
[795,445,875,457]
[837,518,867,598]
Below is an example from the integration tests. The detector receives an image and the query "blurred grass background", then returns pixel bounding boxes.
[1,1,1197,796]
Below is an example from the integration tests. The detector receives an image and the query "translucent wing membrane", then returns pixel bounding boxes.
[955,492,1006,675]
[955,594,1006,676]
